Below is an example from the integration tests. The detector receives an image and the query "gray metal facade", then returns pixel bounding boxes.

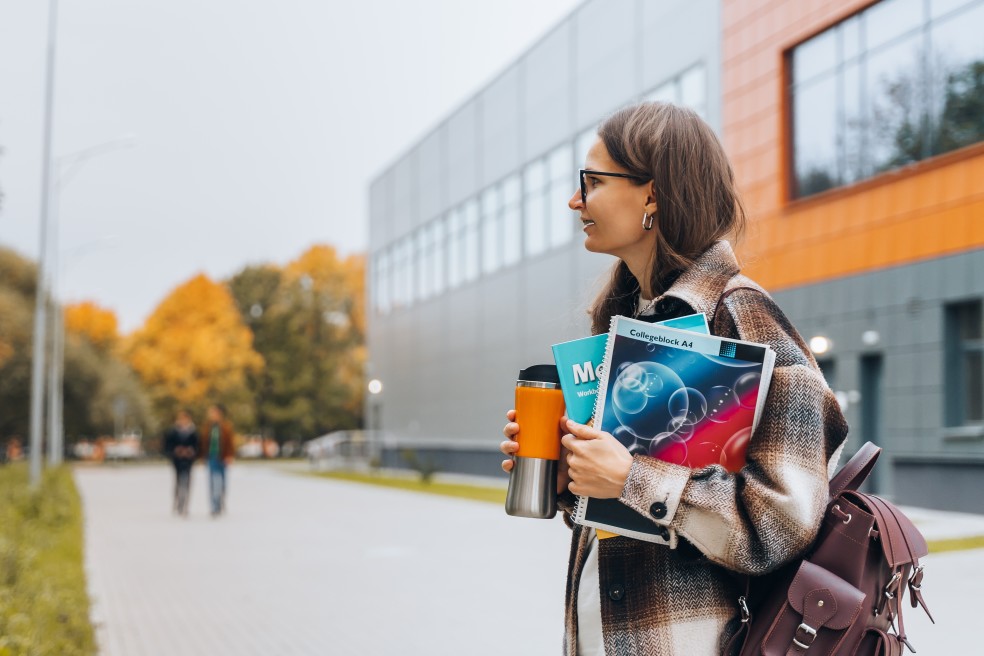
[774,249,984,513]
[366,0,721,454]
[365,0,984,513]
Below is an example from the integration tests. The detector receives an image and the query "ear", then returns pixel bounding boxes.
[644,182,658,216]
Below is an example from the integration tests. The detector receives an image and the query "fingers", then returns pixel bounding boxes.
[564,418,603,440]
[499,439,520,456]
[502,421,520,439]
[505,409,517,421]
[501,458,514,473]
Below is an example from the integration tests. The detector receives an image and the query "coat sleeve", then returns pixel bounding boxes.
[615,289,849,575]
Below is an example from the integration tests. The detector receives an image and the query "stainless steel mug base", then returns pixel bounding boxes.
[505,456,557,519]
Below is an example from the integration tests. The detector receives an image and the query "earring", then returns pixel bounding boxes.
[643,212,655,231]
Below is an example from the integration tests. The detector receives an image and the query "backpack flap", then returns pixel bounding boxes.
[847,493,928,566]
[762,560,867,655]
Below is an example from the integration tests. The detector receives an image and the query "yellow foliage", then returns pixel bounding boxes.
[64,301,120,349]
[125,273,263,414]
[284,244,365,336]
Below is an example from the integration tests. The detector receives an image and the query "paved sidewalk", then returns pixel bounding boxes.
[76,463,980,655]
[76,463,570,656]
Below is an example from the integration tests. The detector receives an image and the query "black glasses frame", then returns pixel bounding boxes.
[579,169,650,205]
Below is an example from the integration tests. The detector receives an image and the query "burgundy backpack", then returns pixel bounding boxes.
[727,442,935,655]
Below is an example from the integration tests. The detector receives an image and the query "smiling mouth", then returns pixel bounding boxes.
[581,218,595,227]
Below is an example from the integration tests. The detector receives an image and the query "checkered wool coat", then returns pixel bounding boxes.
[559,241,849,655]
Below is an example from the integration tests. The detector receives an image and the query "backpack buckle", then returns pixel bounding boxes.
[793,623,817,649]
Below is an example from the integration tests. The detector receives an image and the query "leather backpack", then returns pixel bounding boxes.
[727,442,935,655]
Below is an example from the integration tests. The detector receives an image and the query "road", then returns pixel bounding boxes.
[75,463,977,655]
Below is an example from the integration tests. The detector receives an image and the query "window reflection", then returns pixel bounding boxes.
[790,0,984,198]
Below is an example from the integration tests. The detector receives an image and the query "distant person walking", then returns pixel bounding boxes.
[163,410,199,517]
[200,404,234,517]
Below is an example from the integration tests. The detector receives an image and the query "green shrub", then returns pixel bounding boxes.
[0,465,95,656]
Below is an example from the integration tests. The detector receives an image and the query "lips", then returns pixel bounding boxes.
[581,218,595,227]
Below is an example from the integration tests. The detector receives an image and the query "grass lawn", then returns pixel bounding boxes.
[308,470,507,505]
[0,464,95,656]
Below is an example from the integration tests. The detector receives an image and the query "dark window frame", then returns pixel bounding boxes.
[944,299,984,427]
[785,0,984,201]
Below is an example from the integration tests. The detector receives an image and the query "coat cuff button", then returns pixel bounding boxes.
[649,501,668,519]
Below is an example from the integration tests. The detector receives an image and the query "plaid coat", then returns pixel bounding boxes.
[560,241,849,655]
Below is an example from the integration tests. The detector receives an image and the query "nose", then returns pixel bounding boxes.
[568,189,583,211]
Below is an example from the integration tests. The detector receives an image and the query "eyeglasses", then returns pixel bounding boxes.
[579,169,650,205]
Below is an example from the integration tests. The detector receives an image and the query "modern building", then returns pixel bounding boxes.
[366,0,984,512]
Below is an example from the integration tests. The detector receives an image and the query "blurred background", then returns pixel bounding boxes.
[1,0,983,654]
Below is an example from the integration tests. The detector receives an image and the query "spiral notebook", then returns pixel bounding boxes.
[572,314,776,543]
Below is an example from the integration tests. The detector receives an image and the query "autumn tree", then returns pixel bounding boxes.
[64,301,119,350]
[126,273,263,429]
[0,249,152,444]
[227,245,365,442]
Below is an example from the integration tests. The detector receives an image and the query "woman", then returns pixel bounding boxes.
[163,408,199,517]
[500,102,848,655]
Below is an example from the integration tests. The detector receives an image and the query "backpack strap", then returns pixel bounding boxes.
[710,285,762,335]
[828,441,880,498]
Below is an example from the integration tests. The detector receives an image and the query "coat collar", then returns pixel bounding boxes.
[658,240,741,320]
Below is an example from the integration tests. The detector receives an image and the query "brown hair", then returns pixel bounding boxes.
[589,102,746,334]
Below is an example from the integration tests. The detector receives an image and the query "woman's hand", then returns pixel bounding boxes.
[500,410,571,495]
[561,418,633,499]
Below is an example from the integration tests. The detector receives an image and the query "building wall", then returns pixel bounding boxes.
[721,0,984,288]
[367,0,722,446]
[723,0,984,511]
[367,0,984,511]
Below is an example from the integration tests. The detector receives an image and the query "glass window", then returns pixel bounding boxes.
[866,32,925,173]
[417,228,431,301]
[501,175,522,266]
[928,2,984,157]
[482,186,502,275]
[789,0,984,199]
[433,217,446,296]
[793,30,838,86]
[945,300,983,425]
[523,160,548,256]
[374,250,390,315]
[679,65,707,117]
[547,144,574,247]
[576,126,597,168]
[462,200,480,282]
[932,0,978,18]
[447,208,462,289]
[646,80,678,104]
[794,74,839,196]
[865,0,925,52]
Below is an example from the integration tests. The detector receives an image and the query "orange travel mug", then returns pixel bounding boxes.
[505,364,565,519]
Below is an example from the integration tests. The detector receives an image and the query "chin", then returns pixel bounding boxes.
[582,236,615,257]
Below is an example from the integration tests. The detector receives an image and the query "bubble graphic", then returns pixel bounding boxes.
[645,342,657,353]
[627,442,649,456]
[720,426,752,470]
[612,425,636,445]
[667,387,708,424]
[734,372,760,408]
[615,361,633,377]
[666,415,696,441]
[613,380,647,414]
[610,361,686,440]
[705,386,740,423]
[656,438,688,465]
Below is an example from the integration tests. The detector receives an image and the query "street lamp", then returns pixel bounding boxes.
[46,235,121,465]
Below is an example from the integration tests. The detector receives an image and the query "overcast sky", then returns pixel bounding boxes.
[0,0,581,332]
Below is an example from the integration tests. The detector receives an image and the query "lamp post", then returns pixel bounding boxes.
[45,136,134,467]
[28,0,61,487]
[46,235,121,465]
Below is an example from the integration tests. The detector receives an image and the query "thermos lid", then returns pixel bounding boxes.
[518,364,560,385]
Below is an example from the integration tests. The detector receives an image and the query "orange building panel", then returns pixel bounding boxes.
[722,0,984,290]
